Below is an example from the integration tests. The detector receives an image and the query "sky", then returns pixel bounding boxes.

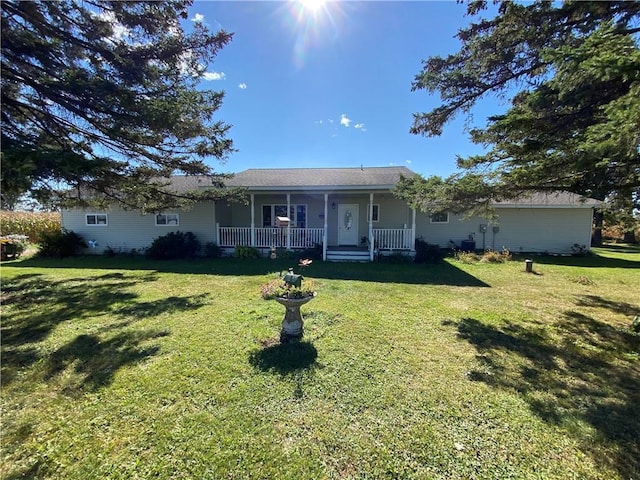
[188,1,505,178]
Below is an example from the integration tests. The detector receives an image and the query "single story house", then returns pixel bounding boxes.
[61,167,600,260]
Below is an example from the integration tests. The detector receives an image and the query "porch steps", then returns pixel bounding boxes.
[326,249,371,262]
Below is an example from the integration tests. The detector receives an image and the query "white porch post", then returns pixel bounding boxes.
[215,222,220,246]
[323,194,328,261]
[369,193,374,261]
[411,207,417,251]
[286,193,291,250]
[250,194,256,247]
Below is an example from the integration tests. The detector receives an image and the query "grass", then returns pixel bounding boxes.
[1,246,639,479]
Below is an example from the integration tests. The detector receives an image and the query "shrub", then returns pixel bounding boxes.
[299,243,323,260]
[0,210,61,243]
[480,248,512,263]
[234,245,261,259]
[38,229,87,258]
[455,251,481,263]
[414,237,445,264]
[1,235,29,260]
[203,242,223,258]
[380,252,413,264]
[147,231,200,260]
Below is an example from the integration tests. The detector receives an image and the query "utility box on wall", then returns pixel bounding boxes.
[460,240,476,251]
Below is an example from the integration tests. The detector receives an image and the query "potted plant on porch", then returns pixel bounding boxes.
[260,259,316,342]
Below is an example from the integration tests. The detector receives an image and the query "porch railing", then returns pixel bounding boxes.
[217,226,324,249]
[373,228,414,250]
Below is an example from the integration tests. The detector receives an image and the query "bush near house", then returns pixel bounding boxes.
[414,237,445,264]
[0,210,61,243]
[147,231,201,260]
[38,229,87,258]
[234,245,261,259]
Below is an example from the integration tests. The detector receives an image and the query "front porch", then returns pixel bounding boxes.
[214,190,416,261]
[216,225,415,261]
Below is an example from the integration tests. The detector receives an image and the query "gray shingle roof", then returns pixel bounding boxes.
[165,168,600,207]
[224,167,415,189]
[493,191,602,207]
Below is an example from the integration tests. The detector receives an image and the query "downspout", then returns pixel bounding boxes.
[369,193,374,261]
[286,193,291,250]
[411,207,416,252]
[250,193,255,247]
[323,194,328,261]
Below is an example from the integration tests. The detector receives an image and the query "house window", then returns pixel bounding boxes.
[86,213,108,226]
[430,212,449,224]
[262,205,307,228]
[366,204,380,222]
[155,213,179,226]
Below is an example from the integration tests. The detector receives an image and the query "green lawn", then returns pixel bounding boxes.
[2,247,639,479]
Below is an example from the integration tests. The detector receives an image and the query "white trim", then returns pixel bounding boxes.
[430,212,449,224]
[155,213,179,226]
[261,204,307,228]
[366,204,380,222]
[85,213,108,226]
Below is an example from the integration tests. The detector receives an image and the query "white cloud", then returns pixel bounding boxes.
[93,11,130,43]
[238,83,247,89]
[405,160,412,164]
[202,71,226,81]
[340,113,352,127]
[192,13,205,23]
[354,123,365,129]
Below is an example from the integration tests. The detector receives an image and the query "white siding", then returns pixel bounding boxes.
[62,202,216,254]
[415,207,594,254]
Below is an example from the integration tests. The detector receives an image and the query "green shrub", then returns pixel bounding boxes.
[0,210,61,243]
[414,238,445,264]
[298,243,323,260]
[38,229,87,258]
[234,245,261,259]
[380,252,413,264]
[203,242,223,258]
[147,231,200,260]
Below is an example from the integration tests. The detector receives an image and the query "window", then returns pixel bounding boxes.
[262,205,306,228]
[430,212,449,224]
[155,213,179,226]
[86,213,108,226]
[366,204,380,222]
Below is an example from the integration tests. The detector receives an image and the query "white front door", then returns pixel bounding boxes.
[338,204,359,245]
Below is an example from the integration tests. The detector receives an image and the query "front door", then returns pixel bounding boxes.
[338,204,359,245]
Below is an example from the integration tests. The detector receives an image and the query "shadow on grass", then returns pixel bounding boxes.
[527,251,640,269]
[1,273,209,390]
[445,311,640,479]
[45,330,169,393]
[249,340,318,375]
[249,340,319,399]
[8,255,490,286]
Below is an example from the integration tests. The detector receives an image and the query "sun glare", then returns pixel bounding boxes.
[284,0,347,69]
[298,0,327,14]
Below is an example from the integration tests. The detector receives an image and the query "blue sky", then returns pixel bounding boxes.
[189,1,503,177]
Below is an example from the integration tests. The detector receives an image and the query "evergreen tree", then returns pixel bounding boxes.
[1,0,244,210]
[398,1,640,244]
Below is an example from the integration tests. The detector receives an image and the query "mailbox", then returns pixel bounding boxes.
[276,216,290,228]
[283,273,303,288]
